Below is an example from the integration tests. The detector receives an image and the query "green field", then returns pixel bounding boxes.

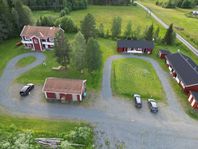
[112,58,165,100]
[32,10,59,23]
[0,109,93,148]
[139,0,198,49]
[33,5,166,35]
[16,56,36,68]
[0,39,27,76]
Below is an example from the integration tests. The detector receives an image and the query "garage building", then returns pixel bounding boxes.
[42,77,86,102]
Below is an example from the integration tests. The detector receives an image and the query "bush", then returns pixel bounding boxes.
[56,16,78,33]
[36,16,55,26]
[60,7,70,17]
[65,126,93,146]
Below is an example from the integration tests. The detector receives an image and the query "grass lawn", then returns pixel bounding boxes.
[16,37,117,90]
[32,10,60,23]
[0,38,28,76]
[0,110,94,148]
[16,56,36,68]
[139,0,198,49]
[0,113,88,137]
[33,5,166,35]
[112,58,166,100]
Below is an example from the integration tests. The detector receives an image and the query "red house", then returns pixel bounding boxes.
[164,52,198,109]
[117,40,154,54]
[20,25,64,51]
[42,78,87,103]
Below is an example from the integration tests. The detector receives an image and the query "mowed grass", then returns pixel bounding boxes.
[139,0,198,48]
[16,37,116,90]
[0,39,28,76]
[32,10,60,23]
[0,110,90,138]
[112,58,165,100]
[33,5,165,35]
[71,5,163,33]
[16,56,36,68]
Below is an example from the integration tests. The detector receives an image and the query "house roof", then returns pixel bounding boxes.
[191,91,198,102]
[42,78,86,95]
[166,53,198,86]
[117,40,154,49]
[20,25,62,39]
[159,49,171,55]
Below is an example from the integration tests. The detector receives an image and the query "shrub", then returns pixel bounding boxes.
[60,7,70,17]
[65,126,93,146]
[36,16,55,26]
[56,16,78,33]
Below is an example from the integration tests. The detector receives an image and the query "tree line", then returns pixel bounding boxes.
[54,13,101,73]
[22,0,87,11]
[156,0,198,9]
[88,0,132,5]
[54,13,176,74]
[0,0,33,42]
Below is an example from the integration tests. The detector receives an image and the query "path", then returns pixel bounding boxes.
[1,53,198,148]
[136,1,198,56]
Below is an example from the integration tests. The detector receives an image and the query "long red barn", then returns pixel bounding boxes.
[162,52,198,109]
[117,40,154,54]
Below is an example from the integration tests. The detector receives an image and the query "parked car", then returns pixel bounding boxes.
[148,99,158,113]
[133,94,142,108]
[20,83,34,96]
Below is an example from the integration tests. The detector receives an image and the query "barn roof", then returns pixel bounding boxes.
[20,25,62,39]
[117,40,154,49]
[166,53,198,86]
[191,92,198,102]
[42,78,86,94]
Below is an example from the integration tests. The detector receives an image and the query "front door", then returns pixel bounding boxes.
[32,37,42,51]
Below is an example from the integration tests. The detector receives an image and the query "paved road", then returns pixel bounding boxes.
[136,2,198,56]
[1,53,198,148]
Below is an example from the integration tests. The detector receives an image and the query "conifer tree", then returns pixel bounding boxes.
[80,13,96,42]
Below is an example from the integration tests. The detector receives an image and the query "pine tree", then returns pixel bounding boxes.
[124,21,132,39]
[13,0,33,32]
[54,31,71,67]
[0,0,14,41]
[72,32,86,71]
[154,26,160,42]
[98,23,105,37]
[144,24,154,41]
[111,16,122,38]
[132,25,141,40]
[80,13,96,42]
[86,38,101,72]
[163,24,176,45]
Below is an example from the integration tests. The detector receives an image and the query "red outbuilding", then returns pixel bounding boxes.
[20,25,64,51]
[117,40,154,54]
[42,78,87,103]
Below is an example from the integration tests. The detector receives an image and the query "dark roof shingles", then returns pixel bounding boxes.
[166,53,198,86]
[117,40,154,49]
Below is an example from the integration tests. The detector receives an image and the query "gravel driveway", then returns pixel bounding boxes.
[1,53,198,149]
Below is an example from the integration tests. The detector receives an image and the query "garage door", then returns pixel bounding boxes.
[46,92,56,99]
[66,94,72,101]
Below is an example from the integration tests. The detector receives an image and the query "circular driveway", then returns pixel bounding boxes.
[1,53,198,148]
